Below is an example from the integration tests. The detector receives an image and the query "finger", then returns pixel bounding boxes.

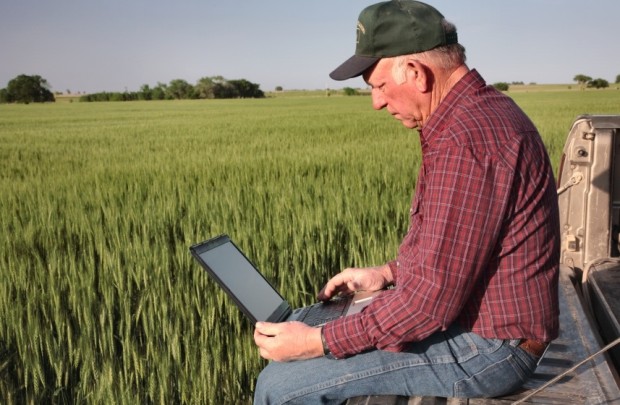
[254,328,277,356]
[317,284,333,301]
[318,272,350,300]
[255,322,280,336]
[318,281,342,301]
[253,328,268,347]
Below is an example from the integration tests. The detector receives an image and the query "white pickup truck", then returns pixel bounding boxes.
[347,115,620,405]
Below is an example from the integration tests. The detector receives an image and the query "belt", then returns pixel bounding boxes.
[518,339,548,357]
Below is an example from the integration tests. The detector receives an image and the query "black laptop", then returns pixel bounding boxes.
[190,234,379,326]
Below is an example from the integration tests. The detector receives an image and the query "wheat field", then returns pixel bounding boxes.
[1,88,619,403]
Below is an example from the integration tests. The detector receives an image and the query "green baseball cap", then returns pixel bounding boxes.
[330,0,458,80]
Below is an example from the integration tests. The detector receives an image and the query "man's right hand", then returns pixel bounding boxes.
[317,264,394,301]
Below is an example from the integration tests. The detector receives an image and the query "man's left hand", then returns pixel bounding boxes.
[254,321,324,362]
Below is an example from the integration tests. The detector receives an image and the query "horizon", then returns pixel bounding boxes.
[49,82,617,98]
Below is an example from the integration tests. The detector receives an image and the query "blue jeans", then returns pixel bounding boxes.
[253,324,539,404]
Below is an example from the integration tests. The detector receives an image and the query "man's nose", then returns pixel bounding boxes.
[371,89,387,110]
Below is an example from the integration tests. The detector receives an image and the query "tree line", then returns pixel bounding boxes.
[0,74,265,104]
[2,73,619,104]
[81,76,264,102]
[573,74,620,90]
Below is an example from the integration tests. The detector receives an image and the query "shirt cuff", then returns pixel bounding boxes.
[388,260,398,285]
[322,314,372,359]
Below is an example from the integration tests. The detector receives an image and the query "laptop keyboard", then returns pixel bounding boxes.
[298,297,349,326]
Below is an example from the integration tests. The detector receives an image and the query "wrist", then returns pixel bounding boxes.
[381,263,395,286]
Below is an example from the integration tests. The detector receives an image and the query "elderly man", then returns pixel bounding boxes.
[253,1,560,403]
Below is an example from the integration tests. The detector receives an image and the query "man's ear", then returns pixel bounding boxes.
[407,60,431,93]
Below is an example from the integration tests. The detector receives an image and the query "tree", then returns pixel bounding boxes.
[166,79,195,99]
[212,81,238,99]
[342,87,359,96]
[588,78,609,89]
[138,84,152,100]
[151,82,168,100]
[1,74,55,103]
[0,88,8,103]
[196,76,265,99]
[615,74,620,84]
[195,76,217,99]
[201,76,232,99]
[492,82,509,91]
[228,79,264,98]
[573,74,592,90]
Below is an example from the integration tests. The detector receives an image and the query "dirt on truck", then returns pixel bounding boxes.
[346,115,620,405]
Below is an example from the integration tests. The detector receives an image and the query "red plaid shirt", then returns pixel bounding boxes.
[323,70,560,358]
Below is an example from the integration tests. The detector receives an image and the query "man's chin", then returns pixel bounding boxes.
[391,114,419,129]
[400,120,419,130]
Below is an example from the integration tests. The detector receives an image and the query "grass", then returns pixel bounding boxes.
[1,87,619,404]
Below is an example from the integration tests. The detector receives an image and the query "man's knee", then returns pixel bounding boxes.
[254,363,287,405]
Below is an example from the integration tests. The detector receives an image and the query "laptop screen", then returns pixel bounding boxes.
[192,236,288,323]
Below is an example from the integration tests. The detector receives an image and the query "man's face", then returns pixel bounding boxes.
[363,58,424,129]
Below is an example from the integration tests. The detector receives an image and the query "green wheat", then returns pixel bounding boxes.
[1,89,619,403]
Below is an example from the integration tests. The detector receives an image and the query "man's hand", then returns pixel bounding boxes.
[317,264,393,301]
[254,321,324,362]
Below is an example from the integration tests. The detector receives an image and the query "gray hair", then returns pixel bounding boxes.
[392,20,466,84]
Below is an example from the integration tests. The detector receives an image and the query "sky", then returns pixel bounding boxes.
[1,0,619,94]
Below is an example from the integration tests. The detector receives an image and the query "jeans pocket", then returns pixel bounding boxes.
[454,353,530,398]
[445,328,504,363]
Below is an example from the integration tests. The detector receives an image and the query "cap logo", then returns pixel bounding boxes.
[356,20,365,44]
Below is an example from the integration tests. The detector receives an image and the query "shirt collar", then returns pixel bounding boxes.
[419,69,486,149]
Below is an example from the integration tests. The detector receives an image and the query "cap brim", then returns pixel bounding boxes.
[329,55,380,81]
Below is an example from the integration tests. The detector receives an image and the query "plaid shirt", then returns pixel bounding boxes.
[324,70,560,359]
